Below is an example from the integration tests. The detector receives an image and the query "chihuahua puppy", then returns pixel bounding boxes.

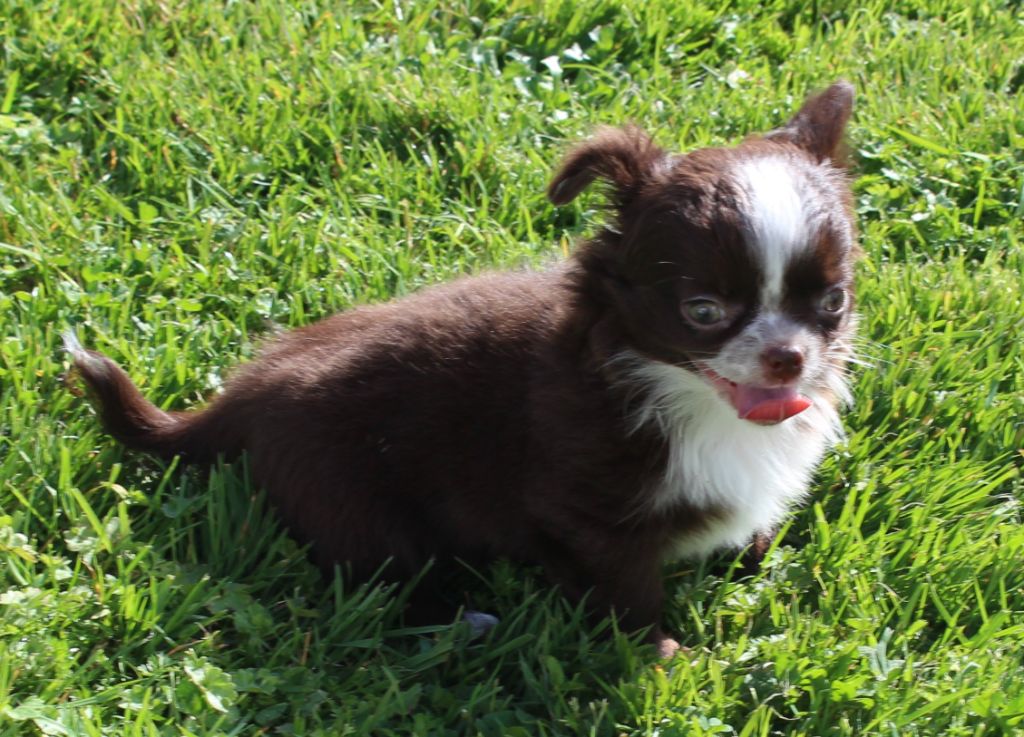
[68,82,857,658]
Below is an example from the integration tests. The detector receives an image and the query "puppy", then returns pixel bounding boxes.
[67,82,857,658]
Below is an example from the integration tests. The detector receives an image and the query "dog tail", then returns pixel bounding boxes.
[64,331,246,462]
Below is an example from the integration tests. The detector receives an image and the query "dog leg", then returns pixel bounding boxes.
[738,530,775,576]
[542,543,679,658]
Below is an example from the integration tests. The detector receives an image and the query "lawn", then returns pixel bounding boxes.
[1,0,1022,734]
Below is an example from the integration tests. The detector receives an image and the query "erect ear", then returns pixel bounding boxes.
[765,81,854,165]
[547,126,665,206]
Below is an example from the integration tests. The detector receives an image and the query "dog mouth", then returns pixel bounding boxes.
[698,367,812,425]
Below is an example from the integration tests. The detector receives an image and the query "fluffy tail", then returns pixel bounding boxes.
[64,331,245,462]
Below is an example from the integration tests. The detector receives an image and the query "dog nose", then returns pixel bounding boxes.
[761,345,804,383]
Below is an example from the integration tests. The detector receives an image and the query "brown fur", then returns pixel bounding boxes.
[69,83,857,655]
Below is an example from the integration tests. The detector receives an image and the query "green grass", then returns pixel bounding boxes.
[1,0,1022,734]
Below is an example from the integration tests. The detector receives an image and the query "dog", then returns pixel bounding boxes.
[67,81,857,658]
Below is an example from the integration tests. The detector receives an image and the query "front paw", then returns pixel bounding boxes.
[655,634,681,659]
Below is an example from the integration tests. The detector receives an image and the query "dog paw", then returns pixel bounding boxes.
[656,636,682,659]
[462,610,500,638]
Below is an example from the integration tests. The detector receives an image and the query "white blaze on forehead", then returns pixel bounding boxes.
[733,156,827,307]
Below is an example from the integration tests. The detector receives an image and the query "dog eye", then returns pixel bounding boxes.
[682,298,727,327]
[819,288,846,313]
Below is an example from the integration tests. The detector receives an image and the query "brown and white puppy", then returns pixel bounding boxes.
[67,82,857,658]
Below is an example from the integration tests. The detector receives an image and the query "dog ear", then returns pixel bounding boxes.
[548,126,665,206]
[766,81,854,165]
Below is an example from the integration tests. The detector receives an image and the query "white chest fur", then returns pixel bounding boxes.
[618,355,844,559]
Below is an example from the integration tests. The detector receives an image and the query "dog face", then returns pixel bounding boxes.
[551,82,857,424]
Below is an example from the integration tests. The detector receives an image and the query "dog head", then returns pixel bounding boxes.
[551,82,857,424]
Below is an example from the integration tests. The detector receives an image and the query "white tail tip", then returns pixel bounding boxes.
[62,329,108,375]
[62,329,86,358]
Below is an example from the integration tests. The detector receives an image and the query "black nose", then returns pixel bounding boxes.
[761,345,804,383]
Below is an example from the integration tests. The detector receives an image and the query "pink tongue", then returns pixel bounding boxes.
[733,385,812,423]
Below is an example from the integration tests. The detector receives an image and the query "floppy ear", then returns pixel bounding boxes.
[548,126,665,206]
[765,80,854,165]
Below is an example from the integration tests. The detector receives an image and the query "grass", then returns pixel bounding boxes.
[1,0,1022,734]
